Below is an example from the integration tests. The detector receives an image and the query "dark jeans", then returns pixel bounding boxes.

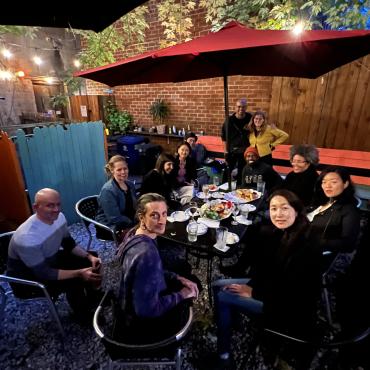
[10,250,100,316]
[223,152,245,185]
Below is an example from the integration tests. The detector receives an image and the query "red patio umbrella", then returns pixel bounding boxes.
[76,21,370,186]
[76,20,370,86]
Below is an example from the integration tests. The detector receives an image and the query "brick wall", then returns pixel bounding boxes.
[0,79,37,126]
[84,0,273,136]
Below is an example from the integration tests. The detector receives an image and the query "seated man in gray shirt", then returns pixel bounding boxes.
[7,188,102,322]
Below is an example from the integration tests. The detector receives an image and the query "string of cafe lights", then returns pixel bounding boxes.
[0,39,81,82]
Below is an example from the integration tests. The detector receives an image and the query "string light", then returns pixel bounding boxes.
[73,59,81,68]
[1,49,12,59]
[33,56,43,65]
[45,77,54,84]
[15,70,25,77]
[0,70,14,80]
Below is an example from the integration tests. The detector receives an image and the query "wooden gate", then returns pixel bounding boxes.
[15,122,107,223]
[0,131,31,232]
[69,95,110,122]
[269,55,370,151]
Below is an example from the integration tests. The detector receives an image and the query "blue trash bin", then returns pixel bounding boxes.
[116,135,146,171]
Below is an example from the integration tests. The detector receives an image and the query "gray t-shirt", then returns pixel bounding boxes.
[8,213,70,280]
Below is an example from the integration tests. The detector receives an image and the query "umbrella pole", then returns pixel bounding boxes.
[223,75,232,191]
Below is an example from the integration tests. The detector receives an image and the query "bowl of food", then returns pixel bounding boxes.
[200,199,234,220]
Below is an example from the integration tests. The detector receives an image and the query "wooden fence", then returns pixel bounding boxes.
[14,122,107,224]
[0,131,31,232]
[269,54,370,151]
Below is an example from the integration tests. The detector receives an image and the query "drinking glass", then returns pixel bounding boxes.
[231,203,239,225]
[215,226,228,247]
[187,221,198,242]
[188,201,198,220]
[213,176,220,186]
[202,184,210,201]
[231,181,237,191]
[257,180,266,195]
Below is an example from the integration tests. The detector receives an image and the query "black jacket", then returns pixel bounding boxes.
[249,224,321,338]
[140,169,173,203]
[309,201,360,253]
[282,164,319,206]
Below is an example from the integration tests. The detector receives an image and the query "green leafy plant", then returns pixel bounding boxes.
[104,100,133,133]
[149,99,170,124]
[50,94,69,109]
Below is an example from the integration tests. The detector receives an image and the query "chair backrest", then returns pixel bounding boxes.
[0,231,14,274]
[76,195,99,223]
[93,291,193,359]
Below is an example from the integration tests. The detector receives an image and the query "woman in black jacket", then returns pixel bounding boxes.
[213,189,321,368]
[308,166,360,254]
[282,144,319,206]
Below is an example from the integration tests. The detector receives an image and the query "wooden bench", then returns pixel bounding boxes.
[272,145,370,187]
[197,135,225,161]
[196,136,370,199]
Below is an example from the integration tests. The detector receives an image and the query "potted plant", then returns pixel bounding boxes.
[104,100,133,135]
[149,98,170,125]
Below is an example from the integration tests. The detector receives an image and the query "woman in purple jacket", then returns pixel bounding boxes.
[115,193,198,343]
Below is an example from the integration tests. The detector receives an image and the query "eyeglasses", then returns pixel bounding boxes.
[290,160,307,164]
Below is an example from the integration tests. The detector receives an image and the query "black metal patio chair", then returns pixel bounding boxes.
[93,290,193,369]
[0,231,64,338]
[75,195,118,250]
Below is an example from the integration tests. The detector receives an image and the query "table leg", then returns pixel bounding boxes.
[207,256,213,306]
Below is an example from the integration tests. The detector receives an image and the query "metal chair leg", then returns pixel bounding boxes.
[43,289,65,338]
[175,347,182,370]
[322,286,333,326]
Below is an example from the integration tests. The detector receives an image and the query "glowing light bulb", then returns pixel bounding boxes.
[15,70,25,78]
[33,56,43,65]
[45,77,53,84]
[292,22,304,35]
[2,49,12,58]
[0,70,13,80]
[73,59,81,68]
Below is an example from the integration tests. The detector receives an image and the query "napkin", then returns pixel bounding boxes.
[197,217,220,228]
[213,243,230,252]
[236,215,252,225]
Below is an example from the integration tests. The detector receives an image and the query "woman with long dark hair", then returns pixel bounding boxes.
[140,153,178,206]
[172,141,197,204]
[213,189,321,368]
[308,166,360,253]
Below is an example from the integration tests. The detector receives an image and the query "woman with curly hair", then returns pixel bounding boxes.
[282,144,319,206]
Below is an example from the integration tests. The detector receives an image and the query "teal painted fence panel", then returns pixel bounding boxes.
[16,122,106,223]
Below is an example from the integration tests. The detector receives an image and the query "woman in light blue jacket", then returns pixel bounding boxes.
[96,155,137,233]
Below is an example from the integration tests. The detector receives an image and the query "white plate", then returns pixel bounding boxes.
[213,243,230,252]
[186,222,208,236]
[200,199,234,221]
[170,211,190,222]
[232,189,262,203]
[211,191,224,199]
[196,192,208,199]
[226,232,239,245]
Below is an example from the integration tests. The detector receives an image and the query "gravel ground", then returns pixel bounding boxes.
[0,222,363,370]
